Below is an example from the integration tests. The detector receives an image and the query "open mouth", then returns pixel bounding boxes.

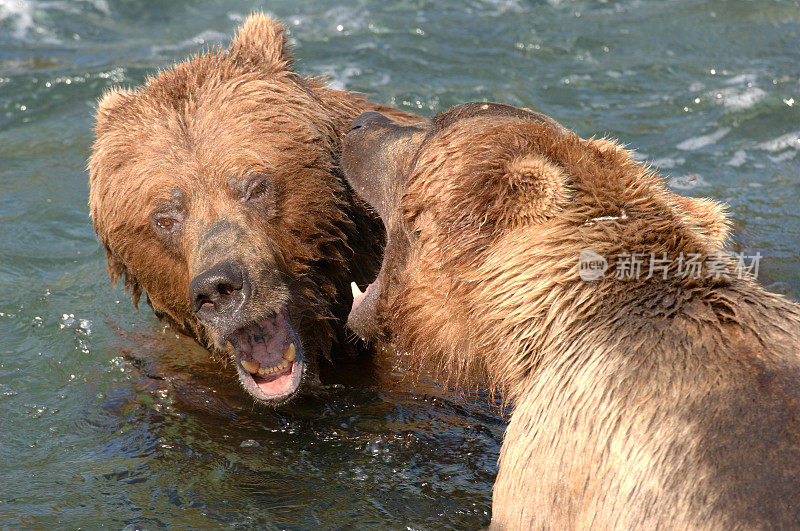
[228,306,305,404]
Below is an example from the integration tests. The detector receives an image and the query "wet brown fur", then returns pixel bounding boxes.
[88,14,419,386]
[350,107,800,528]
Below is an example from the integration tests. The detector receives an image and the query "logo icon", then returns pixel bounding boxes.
[578,250,608,281]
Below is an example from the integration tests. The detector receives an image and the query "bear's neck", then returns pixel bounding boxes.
[476,264,775,402]
[506,275,783,400]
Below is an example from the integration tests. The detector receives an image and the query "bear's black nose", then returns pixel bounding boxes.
[189,261,248,321]
[349,111,390,132]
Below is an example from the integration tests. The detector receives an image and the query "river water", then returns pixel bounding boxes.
[1,0,798,528]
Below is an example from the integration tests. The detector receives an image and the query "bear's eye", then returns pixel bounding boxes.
[153,214,180,231]
[249,183,267,198]
[150,208,184,247]
[157,217,174,229]
[243,173,275,203]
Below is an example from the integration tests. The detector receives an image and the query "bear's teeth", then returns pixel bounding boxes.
[351,281,363,299]
[241,358,260,374]
[283,343,296,362]
[255,359,289,376]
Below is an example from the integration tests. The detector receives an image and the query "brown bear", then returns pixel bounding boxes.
[342,102,800,529]
[88,13,419,405]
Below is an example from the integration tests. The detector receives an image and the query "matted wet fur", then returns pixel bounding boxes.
[342,103,800,529]
[88,13,419,405]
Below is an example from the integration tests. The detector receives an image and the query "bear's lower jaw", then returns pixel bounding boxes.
[228,307,306,404]
[237,354,304,404]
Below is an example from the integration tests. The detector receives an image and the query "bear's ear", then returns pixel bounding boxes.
[673,195,731,250]
[95,87,134,123]
[498,154,569,226]
[586,136,630,157]
[227,13,294,73]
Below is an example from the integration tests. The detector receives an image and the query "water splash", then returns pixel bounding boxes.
[676,128,730,151]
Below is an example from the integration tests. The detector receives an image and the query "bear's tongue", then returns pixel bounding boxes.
[231,308,298,395]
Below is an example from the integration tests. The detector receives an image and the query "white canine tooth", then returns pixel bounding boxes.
[241,359,260,374]
[283,342,296,362]
[351,281,363,299]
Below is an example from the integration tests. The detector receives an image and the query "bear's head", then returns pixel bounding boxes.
[343,102,731,394]
[88,14,383,405]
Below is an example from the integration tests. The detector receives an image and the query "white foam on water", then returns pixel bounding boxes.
[317,64,362,91]
[651,156,685,169]
[726,149,747,167]
[90,0,109,15]
[768,151,797,163]
[706,73,769,111]
[758,131,800,152]
[676,127,730,151]
[717,86,767,110]
[0,0,36,40]
[479,0,526,14]
[0,0,109,43]
[561,74,592,85]
[353,41,378,51]
[725,73,758,85]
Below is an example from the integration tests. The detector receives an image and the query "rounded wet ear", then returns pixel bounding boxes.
[673,195,731,250]
[586,136,631,158]
[227,13,294,73]
[500,153,569,226]
[95,87,135,124]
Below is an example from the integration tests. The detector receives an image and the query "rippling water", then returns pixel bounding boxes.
[1,0,798,527]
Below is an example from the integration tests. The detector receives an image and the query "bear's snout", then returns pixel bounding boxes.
[349,111,391,132]
[189,261,250,325]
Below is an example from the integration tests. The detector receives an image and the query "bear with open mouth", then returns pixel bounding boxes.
[342,102,800,529]
[88,14,419,405]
